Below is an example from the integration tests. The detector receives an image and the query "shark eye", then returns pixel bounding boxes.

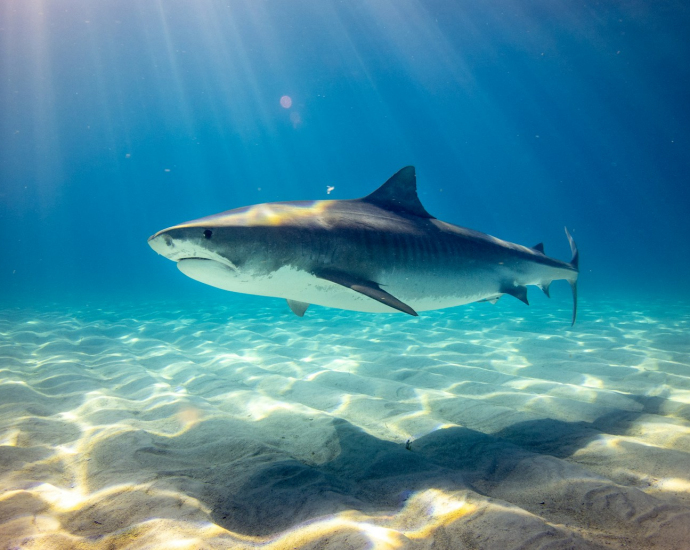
[203,229,213,239]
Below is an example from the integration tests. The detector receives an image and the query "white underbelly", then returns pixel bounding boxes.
[177,259,477,313]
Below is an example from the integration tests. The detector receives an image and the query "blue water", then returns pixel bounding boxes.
[1,0,689,307]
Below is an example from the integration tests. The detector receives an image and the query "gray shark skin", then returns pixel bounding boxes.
[148,167,579,324]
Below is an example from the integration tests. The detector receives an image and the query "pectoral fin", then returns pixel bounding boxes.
[313,269,418,316]
[501,283,529,305]
[287,299,309,317]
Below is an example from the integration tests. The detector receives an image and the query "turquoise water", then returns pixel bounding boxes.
[1,1,690,548]
[2,298,690,547]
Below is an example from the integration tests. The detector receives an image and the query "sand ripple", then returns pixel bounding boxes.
[1,297,690,549]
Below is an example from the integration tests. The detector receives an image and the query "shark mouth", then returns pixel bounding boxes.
[177,257,213,262]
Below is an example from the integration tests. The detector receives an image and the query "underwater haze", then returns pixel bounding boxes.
[2,0,689,302]
[2,1,690,549]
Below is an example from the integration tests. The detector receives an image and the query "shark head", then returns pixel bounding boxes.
[147,200,327,293]
[148,212,245,290]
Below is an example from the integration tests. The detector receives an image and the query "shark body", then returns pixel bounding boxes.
[148,167,579,323]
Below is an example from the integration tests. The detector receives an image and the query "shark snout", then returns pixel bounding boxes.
[147,232,176,258]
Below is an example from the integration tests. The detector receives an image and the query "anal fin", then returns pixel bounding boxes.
[313,269,418,316]
[287,299,309,317]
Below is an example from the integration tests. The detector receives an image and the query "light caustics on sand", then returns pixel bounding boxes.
[1,301,690,548]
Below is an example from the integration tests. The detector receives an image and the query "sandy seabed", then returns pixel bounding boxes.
[1,295,690,549]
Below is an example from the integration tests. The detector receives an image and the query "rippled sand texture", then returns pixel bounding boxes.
[2,297,690,549]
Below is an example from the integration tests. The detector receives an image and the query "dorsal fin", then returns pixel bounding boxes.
[361,166,434,218]
[532,242,545,254]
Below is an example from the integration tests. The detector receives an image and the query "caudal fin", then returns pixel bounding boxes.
[565,227,579,326]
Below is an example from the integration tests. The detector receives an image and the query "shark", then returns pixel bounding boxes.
[148,166,579,323]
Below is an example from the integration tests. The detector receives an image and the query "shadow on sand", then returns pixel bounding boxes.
[194,395,668,535]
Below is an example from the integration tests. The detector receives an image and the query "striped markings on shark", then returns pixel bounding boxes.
[148,167,579,324]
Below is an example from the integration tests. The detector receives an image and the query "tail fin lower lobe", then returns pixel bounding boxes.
[565,227,579,326]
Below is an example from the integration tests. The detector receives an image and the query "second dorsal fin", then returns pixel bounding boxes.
[361,166,434,218]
